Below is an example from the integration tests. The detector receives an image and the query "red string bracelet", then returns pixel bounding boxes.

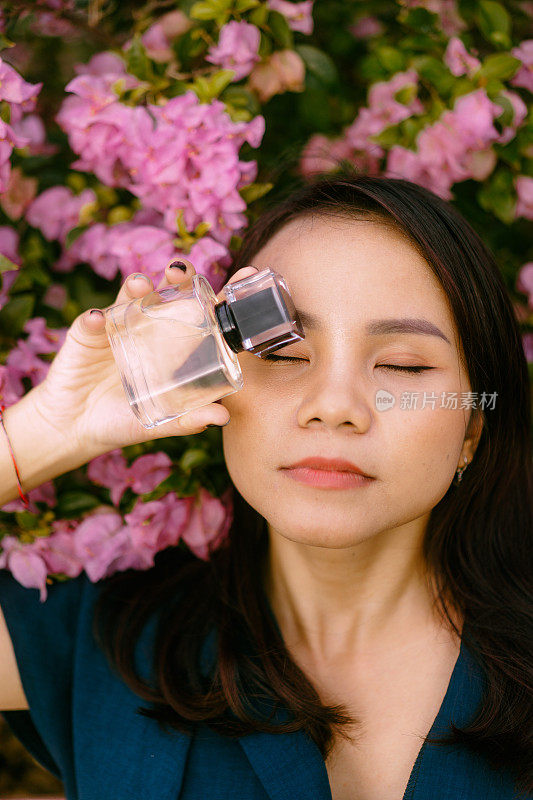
[0,403,30,509]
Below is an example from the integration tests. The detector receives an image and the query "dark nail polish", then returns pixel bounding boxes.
[169,261,187,272]
[90,309,104,316]
[205,424,217,428]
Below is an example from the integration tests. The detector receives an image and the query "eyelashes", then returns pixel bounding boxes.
[262,355,433,375]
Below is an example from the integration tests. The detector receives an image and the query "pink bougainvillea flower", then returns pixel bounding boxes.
[450,90,502,150]
[74,50,129,78]
[349,15,384,39]
[515,176,533,220]
[88,450,173,507]
[60,222,119,279]
[0,57,42,123]
[6,340,52,389]
[0,224,20,264]
[0,166,38,220]
[495,90,527,146]
[510,40,533,93]
[0,364,23,406]
[0,480,56,515]
[0,118,29,193]
[523,333,533,364]
[516,262,533,308]
[87,449,130,506]
[248,49,306,103]
[206,21,260,81]
[444,37,481,77]
[26,186,97,242]
[180,486,233,561]
[42,283,68,309]
[11,113,57,156]
[120,492,191,570]
[23,317,67,354]
[0,536,49,601]
[40,527,84,578]
[72,510,129,582]
[267,0,314,34]
[106,224,176,282]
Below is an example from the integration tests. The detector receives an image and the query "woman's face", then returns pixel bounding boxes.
[220,214,479,549]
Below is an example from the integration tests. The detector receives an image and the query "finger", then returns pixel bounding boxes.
[156,258,194,291]
[112,271,154,308]
[215,266,260,304]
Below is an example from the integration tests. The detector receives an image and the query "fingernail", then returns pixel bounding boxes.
[169,261,187,272]
[89,309,104,316]
[129,272,150,282]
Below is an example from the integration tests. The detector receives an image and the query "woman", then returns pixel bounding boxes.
[0,173,531,800]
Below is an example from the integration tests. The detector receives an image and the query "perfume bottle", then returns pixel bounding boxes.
[104,268,304,429]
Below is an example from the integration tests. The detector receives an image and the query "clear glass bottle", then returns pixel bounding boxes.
[104,268,304,428]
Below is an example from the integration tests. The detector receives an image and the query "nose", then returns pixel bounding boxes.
[295,362,373,433]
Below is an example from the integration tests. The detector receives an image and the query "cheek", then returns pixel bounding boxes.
[384,405,467,487]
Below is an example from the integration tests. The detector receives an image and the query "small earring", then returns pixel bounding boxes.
[454,455,469,485]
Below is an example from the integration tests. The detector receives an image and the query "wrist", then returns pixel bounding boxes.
[0,387,100,507]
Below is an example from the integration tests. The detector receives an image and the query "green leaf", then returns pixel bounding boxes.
[412,55,455,94]
[125,34,154,82]
[493,93,516,127]
[0,294,35,337]
[8,269,32,293]
[55,490,101,517]
[65,225,89,250]
[371,124,401,149]
[190,0,232,24]
[375,45,406,73]
[0,253,19,274]
[191,70,235,103]
[477,0,512,49]
[179,448,211,472]
[477,167,515,224]
[14,511,39,530]
[239,181,274,203]
[268,10,293,49]
[234,0,260,12]
[402,7,439,33]
[478,53,521,81]
[249,3,269,27]
[395,85,417,105]
[222,85,261,115]
[295,45,338,86]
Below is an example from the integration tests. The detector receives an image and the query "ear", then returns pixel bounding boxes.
[458,407,484,466]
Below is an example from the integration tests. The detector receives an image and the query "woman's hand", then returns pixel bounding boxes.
[29,260,258,463]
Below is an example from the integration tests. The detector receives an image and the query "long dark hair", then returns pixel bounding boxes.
[94,172,533,794]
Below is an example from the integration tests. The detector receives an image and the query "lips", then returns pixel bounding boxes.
[282,457,373,478]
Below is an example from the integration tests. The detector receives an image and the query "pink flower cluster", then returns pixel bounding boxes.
[0,57,42,192]
[401,0,466,37]
[386,89,528,201]
[0,226,21,311]
[267,0,314,34]
[300,70,424,176]
[511,40,533,93]
[54,55,265,248]
[0,486,233,601]
[0,316,67,409]
[206,21,261,81]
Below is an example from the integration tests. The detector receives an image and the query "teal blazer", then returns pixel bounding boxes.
[0,568,527,800]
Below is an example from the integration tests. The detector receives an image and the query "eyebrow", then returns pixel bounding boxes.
[295,310,451,345]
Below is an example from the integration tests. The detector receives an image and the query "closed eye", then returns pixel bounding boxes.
[262,355,432,375]
[262,355,306,364]
[379,365,433,374]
